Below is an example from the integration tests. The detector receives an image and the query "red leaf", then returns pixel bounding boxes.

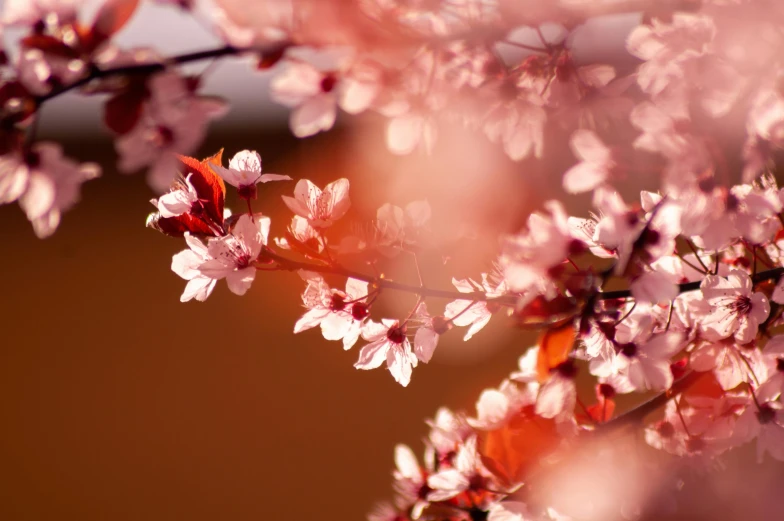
[683,371,725,400]
[176,150,226,227]
[20,34,79,59]
[89,0,140,50]
[479,405,560,487]
[536,321,576,382]
[103,90,145,135]
[146,212,214,238]
[578,398,616,424]
[514,294,579,328]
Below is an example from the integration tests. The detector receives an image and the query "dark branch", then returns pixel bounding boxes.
[35,44,259,104]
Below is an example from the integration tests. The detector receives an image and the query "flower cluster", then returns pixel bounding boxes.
[7,0,784,519]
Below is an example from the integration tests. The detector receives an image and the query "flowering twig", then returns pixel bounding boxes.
[34,44,274,105]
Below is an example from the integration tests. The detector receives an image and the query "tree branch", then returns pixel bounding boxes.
[34,44,264,104]
[264,246,784,308]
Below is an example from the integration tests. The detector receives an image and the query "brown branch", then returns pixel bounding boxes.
[33,44,281,104]
[264,246,784,308]
[262,247,510,304]
[598,267,784,301]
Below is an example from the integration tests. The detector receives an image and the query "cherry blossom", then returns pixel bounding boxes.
[293,273,369,350]
[270,59,378,138]
[411,303,440,364]
[171,233,218,302]
[700,269,770,344]
[444,275,505,341]
[562,129,615,194]
[375,200,431,254]
[614,312,685,392]
[281,178,350,228]
[0,142,100,238]
[151,173,199,218]
[171,214,270,301]
[13,2,784,519]
[208,149,291,198]
[354,319,419,387]
[502,201,577,296]
[116,71,228,192]
[426,436,487,501]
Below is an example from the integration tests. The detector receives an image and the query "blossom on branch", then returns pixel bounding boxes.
[171,214,270,301]
[281,178,350,228]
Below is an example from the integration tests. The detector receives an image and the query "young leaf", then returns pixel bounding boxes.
[177,150,226,227]
[89,0,141,50]
[536,321,576,382]
[479,405,560,487]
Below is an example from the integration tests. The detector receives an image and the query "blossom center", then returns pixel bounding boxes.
[320,74,337,93]
[387,325,407,344]
[757,404,776,425]
[727,295,752,316]
[330,294,346,312]
[351,302,369,320]
[620,343,638,357]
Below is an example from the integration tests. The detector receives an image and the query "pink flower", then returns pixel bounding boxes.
[171,233,217,302]
[411,303,440,364]
[116,72,228,192]
[700,269,770,344]
[627,13,717,118]
[281,178,350,228]
[271,61,355,138]
[484,96,547,161]
[562,129,615,194]
[487,501,532,521]
[392,444,430,519]
[171,214,270,301]
[293,273,369,350]
[468,380,536,430]
[151,173,199,218]
[375,200,431,253]
[209,149,291,197]
[426,436,487,501]
[273,215,323,252]
[734,395,784,462]
[614,312,685,392]
[385,110,438,156]
[444,275,505,341]
[535,366,577,420]
[16,47,87,96]
[690,337,764,391]
[502,200,578,293]
[354,319,419,387]
[1,142,100,238]
[3,0,77,26]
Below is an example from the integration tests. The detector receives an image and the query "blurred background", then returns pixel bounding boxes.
[2,2,784,521]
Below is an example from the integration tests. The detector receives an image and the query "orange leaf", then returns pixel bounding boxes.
[177,150,226,227]
[683,371,725,400]
[146,212,215,238]
[514,294,579,328]
[90,0,140,48]
[20,34,79,59]
[578,398,616,424]
[103,89,145,135]
[479,405,560,487]
[536,321,576,382]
